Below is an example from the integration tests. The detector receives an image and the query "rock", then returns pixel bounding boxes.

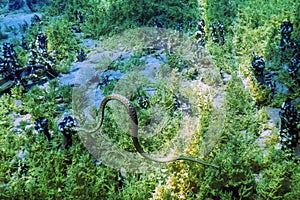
[82,39,96,48]
[158,53,167,63]
[294,97,300,106]
[94,159,102,166]
[120,167,126,178]
[282,63,289,71]
[296,145,300,157]
[59,64,80,86]
[94,87,104,109]
[17,149,28,161]
[2,0,47,12]
[0,12,43,43]
[8,0,25,11]
[142,55,161,65]
[138,55,162,83]
[10,149,28,163]
[257,130,272,147]
[16,99,22,108]
[144,87,156,96]
[266,107,280,124]
[275,82,289,94]
[99,70,123,86]
[222,72,232,83]
[120,52,133,61]
[13,113,31,127]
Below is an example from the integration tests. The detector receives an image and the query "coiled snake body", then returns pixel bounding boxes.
[76,94,219,169]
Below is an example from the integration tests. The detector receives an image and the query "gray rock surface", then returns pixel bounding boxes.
[275,82,289,94]
[1,0,47,12]
[0,11,42,44]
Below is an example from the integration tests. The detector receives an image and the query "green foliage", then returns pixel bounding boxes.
[167,53,194,73]
[226,75,255,116]
[115,174,160,200]
[100,69,184,153]
[1,0,300,199]
[229,0,300,107]
[0,81,123,199]
[284,164,300,199]
[204,0,238,27]
[109,51,146,73]
[48,0,202,39]
[198,136,257,199]
[43,17,79,73]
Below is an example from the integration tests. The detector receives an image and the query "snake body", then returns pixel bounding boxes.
[77,94,219,169]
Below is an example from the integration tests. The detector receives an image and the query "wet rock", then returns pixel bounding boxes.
[76,49,87,62]
[71,25,81,33]
[56,106,65,112]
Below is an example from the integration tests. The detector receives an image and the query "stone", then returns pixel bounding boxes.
[275,82,289,94]
[8,0,24,11]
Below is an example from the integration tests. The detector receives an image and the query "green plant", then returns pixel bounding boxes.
[1,0,300,199]
[44,17,78,73]
[49,0,201,39]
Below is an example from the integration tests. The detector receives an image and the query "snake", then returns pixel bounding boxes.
[76,94,219,169]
